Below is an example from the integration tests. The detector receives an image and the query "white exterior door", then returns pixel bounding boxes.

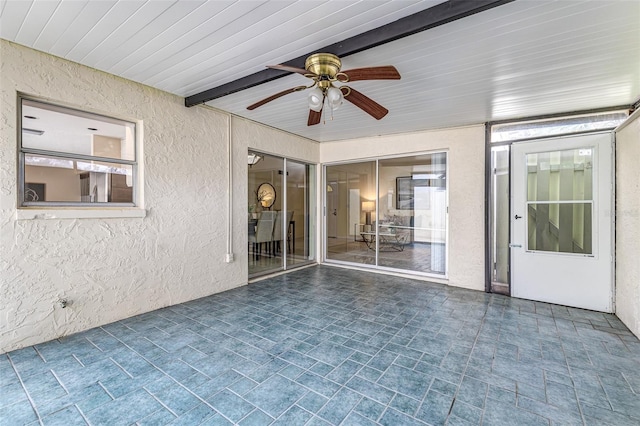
[511,133,613,312]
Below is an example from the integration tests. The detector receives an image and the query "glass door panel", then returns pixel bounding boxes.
[325,153,448,277]
[286,160,316,268]
[378,153,447,274]
[325,161,376,265]
[248,152,284,277]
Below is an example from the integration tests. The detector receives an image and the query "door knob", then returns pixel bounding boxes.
[514,214,522,219]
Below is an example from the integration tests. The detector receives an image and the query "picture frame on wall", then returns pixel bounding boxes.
[25,182,45,202]
[396,176,445,210]
[396,177,414,210]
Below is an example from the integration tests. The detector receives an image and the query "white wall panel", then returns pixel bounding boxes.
[615,112,640,338]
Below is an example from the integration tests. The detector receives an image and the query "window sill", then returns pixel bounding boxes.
[16,208,147,220]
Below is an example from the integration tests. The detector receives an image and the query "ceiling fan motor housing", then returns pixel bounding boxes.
[305,53,341,79]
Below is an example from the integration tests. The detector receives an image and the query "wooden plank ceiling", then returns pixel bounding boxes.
[1,0,638,142]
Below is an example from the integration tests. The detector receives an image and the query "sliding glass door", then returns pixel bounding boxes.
[286,159,316,269]
[248,151,315,278]
[325,152,448,277]
[377,154,447,274]
[325,161,376,266]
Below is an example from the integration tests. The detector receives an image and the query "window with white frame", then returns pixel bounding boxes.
[19,98,137,206]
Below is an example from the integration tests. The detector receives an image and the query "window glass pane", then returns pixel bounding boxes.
[21,99,135,161]
[491,110,627,142]
[24,154,132,203]
[526,148,593,202]
[490,146,510,286]
[378,153,447,274]
[527,202,592,254]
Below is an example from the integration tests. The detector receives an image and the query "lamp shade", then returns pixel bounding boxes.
[308,88,324,112]
[247,153,262,166]
[362,201,375,212]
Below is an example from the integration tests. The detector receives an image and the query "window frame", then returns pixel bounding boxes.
[489,108,629,143]
[18,96,139,208]
[323,149,449,279]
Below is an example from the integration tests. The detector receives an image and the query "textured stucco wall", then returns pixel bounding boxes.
[0,41,318,352]
[320,125,486,291]
[615,112,640,338]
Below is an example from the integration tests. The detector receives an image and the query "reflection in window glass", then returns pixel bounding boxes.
[248,152,284,277]
[527,148,593,201]
[247,152,315,279]
[24,154,133,203]
[20,98,136,205]
[325,153,448,276]
[527,203,592,254]
[22,99,135,160]
[286,160,316,269]
[325,161,376,266]
[378,153,447,274]
[526,147,594,255]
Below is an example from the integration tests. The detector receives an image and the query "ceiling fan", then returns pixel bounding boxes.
[247,53,401,126]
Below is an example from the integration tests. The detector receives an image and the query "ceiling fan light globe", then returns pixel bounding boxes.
[327,87,343,110]
[308,88,324,112]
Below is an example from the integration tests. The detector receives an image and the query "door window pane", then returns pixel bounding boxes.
[525,147,594,255]
[526,148,593,201]
[527,203,593,254]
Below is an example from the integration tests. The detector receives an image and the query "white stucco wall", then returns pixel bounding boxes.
[615,111,640,338]
[320,125,486,291]
[0,41,318,352]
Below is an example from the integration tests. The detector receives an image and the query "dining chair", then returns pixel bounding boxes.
[248,211,276,259]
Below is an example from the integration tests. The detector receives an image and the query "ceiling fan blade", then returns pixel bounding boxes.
[247,86,306,110]
[342,87,388,120]
[308,108,323,126]
[267,64,316,77]
[340,66,401,82]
